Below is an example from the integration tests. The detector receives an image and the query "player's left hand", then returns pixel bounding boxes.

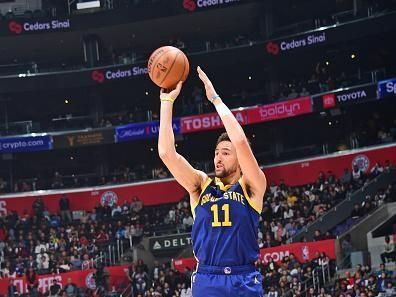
[160,81,183,101]
[197,66,218,101]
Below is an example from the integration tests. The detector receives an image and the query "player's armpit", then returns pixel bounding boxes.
[235,138,267,207]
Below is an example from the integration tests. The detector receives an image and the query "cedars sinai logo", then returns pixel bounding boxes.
[9,21,23,34]
[266,41,280,55]
[183,0,197,11]
[91,70,105,83]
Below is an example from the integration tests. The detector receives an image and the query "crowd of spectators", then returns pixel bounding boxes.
[331,263,395,297]
[258,161,395,247]
[0,193,195,277]
[0,163,394,296]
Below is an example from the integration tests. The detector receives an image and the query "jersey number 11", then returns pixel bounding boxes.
[211,204,232,227]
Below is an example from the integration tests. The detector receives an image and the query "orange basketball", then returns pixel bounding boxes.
[148,46,189,89]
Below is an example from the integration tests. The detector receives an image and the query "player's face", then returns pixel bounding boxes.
[214,141,239,178]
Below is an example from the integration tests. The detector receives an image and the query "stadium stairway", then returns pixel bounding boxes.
[290,169,396,242]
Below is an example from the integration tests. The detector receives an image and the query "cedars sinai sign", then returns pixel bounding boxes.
[8,19,71,35]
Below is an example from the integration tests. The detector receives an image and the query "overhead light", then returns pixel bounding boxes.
[325,61,330,66]
[351,54,356,59]
[65,99,69,104]
[77,1,100,10]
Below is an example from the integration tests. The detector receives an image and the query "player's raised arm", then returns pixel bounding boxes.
[158,81,207,195]
[197,67,267,207]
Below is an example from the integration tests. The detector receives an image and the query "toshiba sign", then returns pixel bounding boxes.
[181,110,247,133]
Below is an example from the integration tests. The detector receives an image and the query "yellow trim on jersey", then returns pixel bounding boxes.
[200,177,213,195]
[239,178,262,214]
[214,177,233,191]
[191,177,212,219]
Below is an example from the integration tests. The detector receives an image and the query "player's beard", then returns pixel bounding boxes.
[215,163,239,178]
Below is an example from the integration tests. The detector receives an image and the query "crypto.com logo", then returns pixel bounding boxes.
[8,21,22,34]
[91,70,105,83]
[183,0,197,11]
[266,41,280,55]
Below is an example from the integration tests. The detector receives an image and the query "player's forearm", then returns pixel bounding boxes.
[158,102,176,159]
[213,98,247,145]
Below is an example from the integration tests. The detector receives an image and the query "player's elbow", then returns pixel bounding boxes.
[158,146,175,161]
[233,136,249,147]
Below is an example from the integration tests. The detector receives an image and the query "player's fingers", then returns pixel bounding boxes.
[197,66,208,80]
[175,81,183,92]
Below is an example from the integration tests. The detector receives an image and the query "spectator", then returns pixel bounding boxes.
[350,203,362,219]
[380,235,395,264]
[314,229,325,241]
[32,197,45,219]
[25,268,39,297]
[51,172,64,189]
[49,279,61,297]
[370,163,384,177]
[59,194,72,223]
[7,279,18,297]
[131,196,143,213]
[64,278,78,297]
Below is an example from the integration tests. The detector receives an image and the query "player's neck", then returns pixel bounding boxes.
[217,172,241,186]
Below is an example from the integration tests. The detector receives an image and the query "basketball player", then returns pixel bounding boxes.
[158,67,266,296]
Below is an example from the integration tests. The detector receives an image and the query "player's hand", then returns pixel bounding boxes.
[160,81,183,101]
[197,66,217,101]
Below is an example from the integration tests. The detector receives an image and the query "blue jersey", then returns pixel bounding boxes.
[191,177,261,266]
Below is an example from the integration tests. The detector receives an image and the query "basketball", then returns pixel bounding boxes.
[148,46,189,89]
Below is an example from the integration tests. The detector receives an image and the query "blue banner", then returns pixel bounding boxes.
[146,120,181,137]
[378,77,396,99]
[115,119,181,143]
[0,135,52,153]
[115,123,147,143]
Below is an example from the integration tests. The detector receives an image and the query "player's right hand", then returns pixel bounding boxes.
[160,81,183,101]
[197,66,217,101]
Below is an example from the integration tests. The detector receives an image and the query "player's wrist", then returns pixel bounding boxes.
[160,97,175,104]
[210,94,222,105]
[215,101,232,117]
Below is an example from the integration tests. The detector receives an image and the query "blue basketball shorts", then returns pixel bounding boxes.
[191,264,263,297]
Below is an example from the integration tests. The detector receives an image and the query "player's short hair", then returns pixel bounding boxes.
[216,132,231,147]
[215,132,252,148]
